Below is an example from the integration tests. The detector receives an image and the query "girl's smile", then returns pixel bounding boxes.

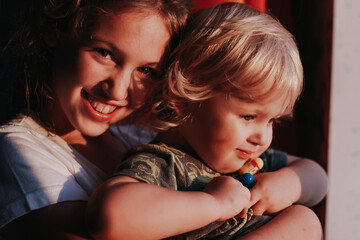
[81,89,124,122]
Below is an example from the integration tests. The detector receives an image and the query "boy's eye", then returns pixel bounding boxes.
[242,115,255,121]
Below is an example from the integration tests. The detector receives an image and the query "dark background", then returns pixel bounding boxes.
[267,1,333,233]
[0,0,24,124]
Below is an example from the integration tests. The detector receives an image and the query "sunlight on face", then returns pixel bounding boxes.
[181,93,291,173]
[51,11,170,138]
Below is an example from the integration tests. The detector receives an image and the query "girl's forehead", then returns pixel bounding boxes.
[88,7,158,23]
[81,9,165,37]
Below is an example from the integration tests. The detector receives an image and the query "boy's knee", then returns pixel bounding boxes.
[289,205,323,239]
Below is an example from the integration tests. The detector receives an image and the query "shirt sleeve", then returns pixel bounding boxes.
[114,144,180,190]
[259,148,288,173]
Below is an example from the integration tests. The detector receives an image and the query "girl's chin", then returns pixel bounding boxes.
[76,120,110,137]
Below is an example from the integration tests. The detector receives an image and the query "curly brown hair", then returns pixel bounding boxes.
[8,0,190,123]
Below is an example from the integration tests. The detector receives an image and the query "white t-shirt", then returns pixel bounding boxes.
[0,115,108,228]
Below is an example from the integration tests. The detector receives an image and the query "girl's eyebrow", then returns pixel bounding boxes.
[87,36,162,66]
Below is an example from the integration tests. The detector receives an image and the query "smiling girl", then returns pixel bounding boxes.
[0,0,189,239]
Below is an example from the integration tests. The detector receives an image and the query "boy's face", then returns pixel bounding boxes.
[180,93,290,174]
[50,11,170,137]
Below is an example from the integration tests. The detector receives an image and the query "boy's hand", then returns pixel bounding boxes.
[203,176,251,221]
[249,169,301,215]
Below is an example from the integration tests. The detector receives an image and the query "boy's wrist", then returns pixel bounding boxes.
[277,167,302,204]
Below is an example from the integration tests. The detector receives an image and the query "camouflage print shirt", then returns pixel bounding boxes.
[115,143,287,240]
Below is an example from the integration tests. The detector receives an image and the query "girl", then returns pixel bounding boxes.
[0,0,189,239]
[87,3,328,240]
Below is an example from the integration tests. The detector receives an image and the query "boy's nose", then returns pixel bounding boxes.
[248,126,270,147]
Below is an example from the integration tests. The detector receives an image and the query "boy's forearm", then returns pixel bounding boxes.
[286,157,328,206]
[86,180,221,240]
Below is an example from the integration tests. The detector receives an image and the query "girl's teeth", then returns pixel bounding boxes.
[89,99,116,114]
[102,105,116,114]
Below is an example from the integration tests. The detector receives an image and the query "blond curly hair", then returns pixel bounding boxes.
[152,2,303,129]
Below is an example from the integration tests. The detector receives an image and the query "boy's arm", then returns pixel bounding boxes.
[249,156,328,215]
[86,175,250,240]
[285,155,328,206]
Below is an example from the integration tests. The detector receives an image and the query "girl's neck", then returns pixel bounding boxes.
[41,106,127,176]
[69,131,128,176]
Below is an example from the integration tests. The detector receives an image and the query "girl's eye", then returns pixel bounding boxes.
[133,67,158,85]
[137,67,157,77]
[95,48,112,59]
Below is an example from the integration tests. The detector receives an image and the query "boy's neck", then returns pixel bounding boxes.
[155,128,198,157]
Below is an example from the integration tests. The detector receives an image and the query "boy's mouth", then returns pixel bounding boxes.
[236,149,254,160]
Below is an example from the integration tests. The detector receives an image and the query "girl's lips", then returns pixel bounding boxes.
[81,90,122,122]
[88,96,117,114]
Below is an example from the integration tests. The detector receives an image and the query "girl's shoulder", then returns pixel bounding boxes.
[0,114,107,192]
[1,114,48,135]
[0,115,107,229]
[1,114,71,152]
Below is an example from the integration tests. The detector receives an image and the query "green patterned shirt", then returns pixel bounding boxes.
[115,143,287,239]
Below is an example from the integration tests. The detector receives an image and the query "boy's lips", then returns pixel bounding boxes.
[236,149,254,160]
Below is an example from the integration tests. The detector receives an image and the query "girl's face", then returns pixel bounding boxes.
[180,93,290,174]
[51,11,170,137]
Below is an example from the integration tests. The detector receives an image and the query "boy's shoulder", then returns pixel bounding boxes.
[259,148,288,172]
[117,142,220,190]
[129,142,186,155]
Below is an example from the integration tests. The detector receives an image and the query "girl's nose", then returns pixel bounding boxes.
[102,68,131,102]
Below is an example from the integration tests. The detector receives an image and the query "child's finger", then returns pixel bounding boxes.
[235,208,249,219]
[249,186,261,206]
[250,201,266,216]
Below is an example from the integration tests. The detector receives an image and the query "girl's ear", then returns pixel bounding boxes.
[43,30,59,47]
